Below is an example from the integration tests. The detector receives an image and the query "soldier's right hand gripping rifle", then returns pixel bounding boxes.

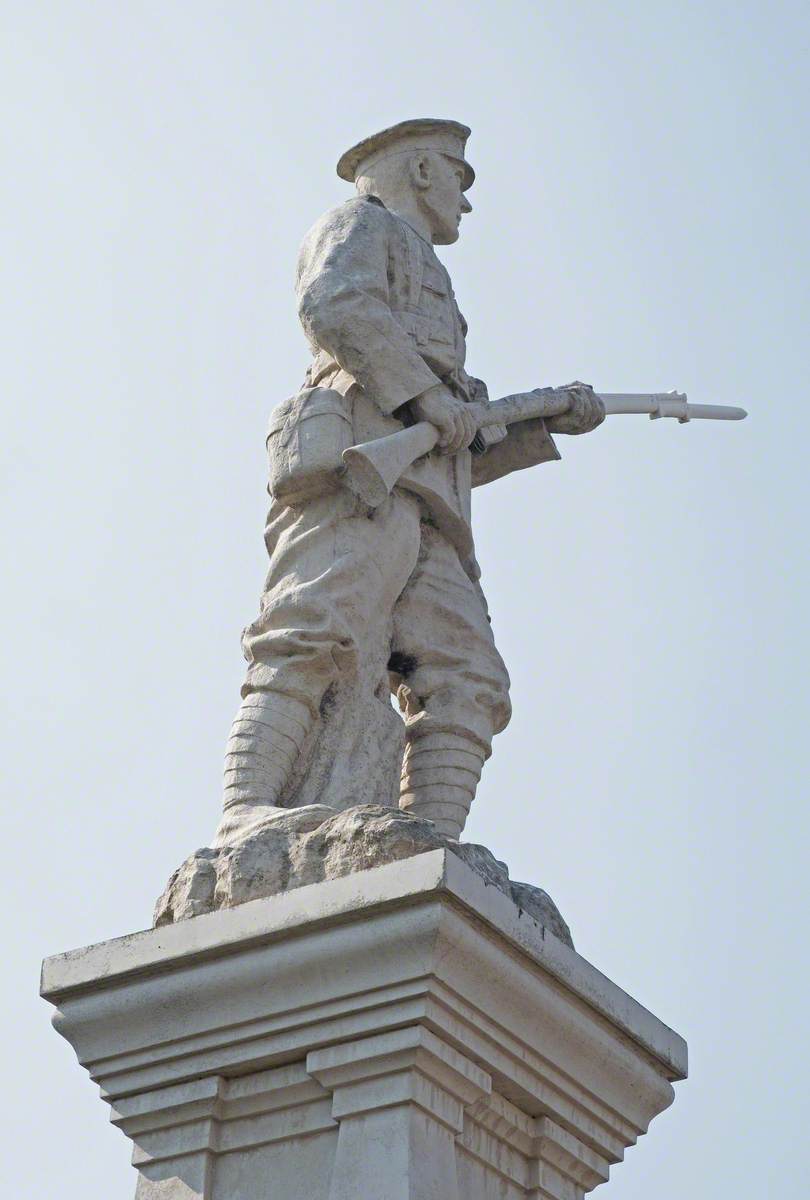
[341,385,748,507]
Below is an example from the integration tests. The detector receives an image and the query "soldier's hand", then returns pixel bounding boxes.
[545,382,606,436]
[412,384,478,454]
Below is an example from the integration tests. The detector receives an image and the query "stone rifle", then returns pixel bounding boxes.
[342,390,748,507]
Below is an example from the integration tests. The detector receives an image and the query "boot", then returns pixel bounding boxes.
[399,732,486,840]
[216,691,313,843]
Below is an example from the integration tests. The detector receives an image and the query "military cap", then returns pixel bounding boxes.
[337,118,475,189]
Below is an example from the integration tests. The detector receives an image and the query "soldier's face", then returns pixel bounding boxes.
[422,153,473,245]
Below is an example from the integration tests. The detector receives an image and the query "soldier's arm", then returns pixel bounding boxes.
[470,419,561,488]
[296,199,440,415]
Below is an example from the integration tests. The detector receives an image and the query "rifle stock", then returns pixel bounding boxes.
[342,421,441,507]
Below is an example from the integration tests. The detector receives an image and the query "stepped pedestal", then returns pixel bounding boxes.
[41,850,686,1198]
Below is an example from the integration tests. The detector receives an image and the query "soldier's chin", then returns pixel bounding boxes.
[433,220,461,246]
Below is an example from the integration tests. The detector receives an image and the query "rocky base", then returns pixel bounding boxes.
[154,804,573,948]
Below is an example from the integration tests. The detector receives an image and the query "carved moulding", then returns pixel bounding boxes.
[42,850,686,1199]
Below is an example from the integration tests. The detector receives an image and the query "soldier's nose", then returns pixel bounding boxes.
[460,195,473,215]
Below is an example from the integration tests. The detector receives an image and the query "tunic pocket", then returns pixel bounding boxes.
[394,308,454,349]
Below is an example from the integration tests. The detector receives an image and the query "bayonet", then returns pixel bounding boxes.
[600,392,747,422]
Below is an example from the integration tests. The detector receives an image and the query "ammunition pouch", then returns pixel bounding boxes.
[266,388,353,505]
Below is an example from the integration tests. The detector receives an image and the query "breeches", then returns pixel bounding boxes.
[241,488,511,753]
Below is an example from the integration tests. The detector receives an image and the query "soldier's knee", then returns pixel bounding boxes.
[241,612,360,700]
[398,673,511,756]
[490,686,512,736]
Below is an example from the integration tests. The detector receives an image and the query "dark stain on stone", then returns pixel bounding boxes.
[387,651,418,677]
[319,683,338,718]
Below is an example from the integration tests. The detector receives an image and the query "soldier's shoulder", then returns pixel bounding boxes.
[303,195,399,245]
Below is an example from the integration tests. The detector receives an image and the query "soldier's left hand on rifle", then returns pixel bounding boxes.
[544,382,606,436]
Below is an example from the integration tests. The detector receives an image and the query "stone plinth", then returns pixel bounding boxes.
[41,851,687,1198]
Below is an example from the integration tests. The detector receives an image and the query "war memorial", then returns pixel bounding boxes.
[41,118,745,1198]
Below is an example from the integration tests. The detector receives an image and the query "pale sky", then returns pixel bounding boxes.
[2,2,808,1197]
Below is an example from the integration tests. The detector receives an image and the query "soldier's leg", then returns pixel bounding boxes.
[220,489,421,837]
[391,524,511,839]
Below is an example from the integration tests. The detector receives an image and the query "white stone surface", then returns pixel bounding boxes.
[153,802,573,947]
[217,117,605,848]
[42,850,686,1199]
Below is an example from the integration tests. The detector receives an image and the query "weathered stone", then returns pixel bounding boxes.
[509,878,574,946]
[154,802,574,948]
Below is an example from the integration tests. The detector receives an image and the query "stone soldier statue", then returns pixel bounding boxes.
[217,119,604,847]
